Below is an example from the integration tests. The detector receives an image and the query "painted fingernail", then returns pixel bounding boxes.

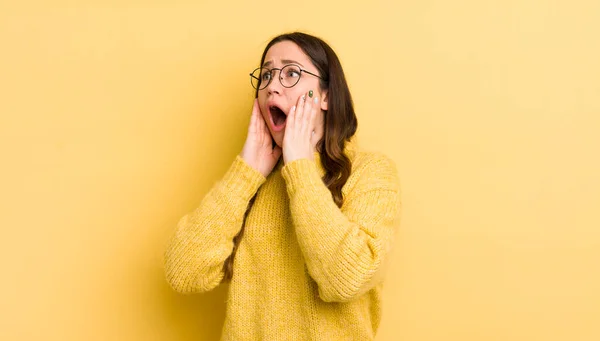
[308,90,313,98]
[291,105,296,111]
[301,95,305,101]
[314,97,319,104]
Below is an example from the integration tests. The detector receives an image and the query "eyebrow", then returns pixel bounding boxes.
[262,59,305,68]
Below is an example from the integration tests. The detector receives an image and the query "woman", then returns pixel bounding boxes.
[164,32,401,340]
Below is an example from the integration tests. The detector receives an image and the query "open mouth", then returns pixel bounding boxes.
[269,105,287,130]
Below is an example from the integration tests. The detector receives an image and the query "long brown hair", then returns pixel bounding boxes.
[224,32,358,281]
[258,32,358,206]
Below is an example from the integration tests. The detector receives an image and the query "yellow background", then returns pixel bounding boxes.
[1,1,599,340]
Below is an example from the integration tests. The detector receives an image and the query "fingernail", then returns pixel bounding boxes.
[308,90,313,98]
[302,95,305,101]
[291,105,296,111]
[314,97,319,104]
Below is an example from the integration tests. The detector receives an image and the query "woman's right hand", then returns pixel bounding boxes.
[239,99,282,178]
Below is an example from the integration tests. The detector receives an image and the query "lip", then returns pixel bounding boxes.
[266,101,288,132]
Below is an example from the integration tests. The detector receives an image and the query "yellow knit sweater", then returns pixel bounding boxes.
[164,141,401,340]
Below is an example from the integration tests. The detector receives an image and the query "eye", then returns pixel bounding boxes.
[261,70,272,81]
[286,68,300,78]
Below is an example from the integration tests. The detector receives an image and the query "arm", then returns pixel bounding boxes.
[281,153,401,303]
[164,155,266,294]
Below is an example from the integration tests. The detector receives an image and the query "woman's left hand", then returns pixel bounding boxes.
[282,92,320,164]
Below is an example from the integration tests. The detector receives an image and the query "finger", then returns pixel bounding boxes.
[253,100,271,140]
[284,106,293,140]
[295,93,306,128]
[256,107,267,132]
[249,99,259,132]
[308,96,319,136]
[286,105,298,127]
[301,92,314,134]
[254,100,267,133]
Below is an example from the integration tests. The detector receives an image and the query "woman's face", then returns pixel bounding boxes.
[257,41,328,147]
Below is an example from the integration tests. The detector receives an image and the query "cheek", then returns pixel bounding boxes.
[260,106,270,123]
[289,84,318,104]
[257,93,265,107]
[257,96,267,117]
[287,90,304,106]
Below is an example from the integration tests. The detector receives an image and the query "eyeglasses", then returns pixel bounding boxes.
[250,64,323,90]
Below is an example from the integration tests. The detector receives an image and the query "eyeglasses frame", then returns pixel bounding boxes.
[249,64,324,90]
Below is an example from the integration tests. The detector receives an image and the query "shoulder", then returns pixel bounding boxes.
[343,146,400,195]
[351,149,398,175]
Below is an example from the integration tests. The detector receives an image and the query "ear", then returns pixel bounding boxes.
[320,89,328,111]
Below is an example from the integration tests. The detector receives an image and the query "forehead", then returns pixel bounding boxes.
[263,41,311,66]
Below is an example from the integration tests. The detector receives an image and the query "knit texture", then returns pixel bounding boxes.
[164,141,401,340]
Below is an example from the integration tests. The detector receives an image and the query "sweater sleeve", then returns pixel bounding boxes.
[164,155,266,294]
[281,153,401,303]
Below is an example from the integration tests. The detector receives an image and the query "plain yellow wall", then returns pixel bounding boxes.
[1,1,599,340]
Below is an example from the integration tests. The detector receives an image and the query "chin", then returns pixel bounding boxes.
[272,134,284,148]
[273,138,284,148]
